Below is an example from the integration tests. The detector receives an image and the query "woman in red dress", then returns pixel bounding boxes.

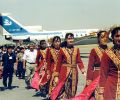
[51,33,86,100]
[86,30,109,99]
[99,27,120,100]
[47,36,61,97]
[32,40,50,97]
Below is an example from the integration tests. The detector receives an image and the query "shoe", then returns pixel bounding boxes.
[3,86,7,90]
[25,86,33,89]
[33,91,42,97]
[41,93,47,98]
[21,76,25,79]
[43,95,51,100]
[7,86,12,90]
[0,87,5,91]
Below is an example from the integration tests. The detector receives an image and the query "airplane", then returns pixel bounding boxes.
[0,13,99,42]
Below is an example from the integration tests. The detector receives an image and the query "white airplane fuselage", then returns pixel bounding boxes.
[0,13,99,41]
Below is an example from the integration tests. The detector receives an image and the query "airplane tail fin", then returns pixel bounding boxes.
[0,13,28,34]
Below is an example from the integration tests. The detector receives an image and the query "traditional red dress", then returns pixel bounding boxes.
[31,48,50,90]
[99,47,120,100]
[47,48,61,95]
[51,47,85,100]
[86,46,106,99]
[86,47,102,85]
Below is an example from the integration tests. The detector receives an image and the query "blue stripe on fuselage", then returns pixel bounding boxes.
[8,32,62,36]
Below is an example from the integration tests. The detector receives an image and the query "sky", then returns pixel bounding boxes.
[0,0,120,30]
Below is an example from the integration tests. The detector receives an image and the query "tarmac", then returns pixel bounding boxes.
[0,44,107,100]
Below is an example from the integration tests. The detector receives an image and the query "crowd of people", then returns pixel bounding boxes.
[0,26,120,100]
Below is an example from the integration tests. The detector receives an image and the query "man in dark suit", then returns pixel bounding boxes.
[1,46,16,89]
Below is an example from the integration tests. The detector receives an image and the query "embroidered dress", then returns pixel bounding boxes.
[51,47,84,100]
[47,48,60,95]
[86,47,107,99]
[99,47,120,100]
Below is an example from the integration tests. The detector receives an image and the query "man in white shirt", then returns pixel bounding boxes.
[23,43,37,89]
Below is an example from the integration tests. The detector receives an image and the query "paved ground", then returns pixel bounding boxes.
[0,44,97,100]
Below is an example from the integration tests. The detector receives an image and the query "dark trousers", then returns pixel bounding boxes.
[3,68,14,87]
[17,61,25,78]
